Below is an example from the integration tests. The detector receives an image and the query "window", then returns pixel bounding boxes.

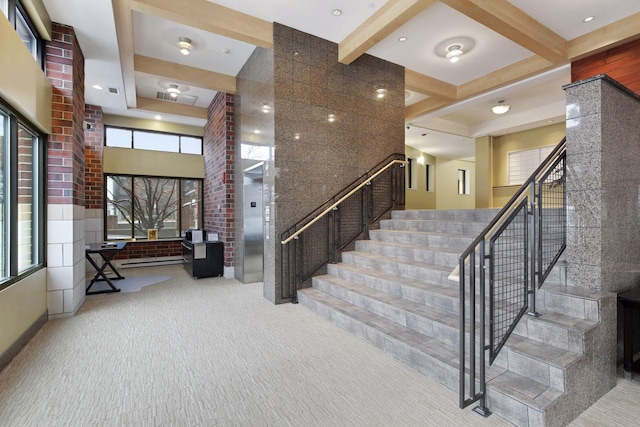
[0,101,45,289]
[458,169,470,195]
[425,163,433,192]
[3,0,44,66]
[105,126,202,154]
[105,175,203,240]
[508,146,554,185]
[407,158,416,189]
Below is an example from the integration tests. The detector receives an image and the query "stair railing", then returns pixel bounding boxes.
[458,138,566,416]
[280,153,406,303]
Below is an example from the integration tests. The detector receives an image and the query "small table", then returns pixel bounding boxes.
[618,287,640,373]
[85,242,127,295]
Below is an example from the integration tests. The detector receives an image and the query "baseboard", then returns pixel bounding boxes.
[0,310,48,373]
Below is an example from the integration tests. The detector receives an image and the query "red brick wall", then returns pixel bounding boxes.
[113,240,182,260]
[203,93,235,266]
[572,38,640,94]
[84,105,104,209]
[46,23,85,206]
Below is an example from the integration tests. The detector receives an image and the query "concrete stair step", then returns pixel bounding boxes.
[298,287,564,427]
[341,251,453,285]
[539,284,607,321]
[380,218,489,235]
[355,239,461,269]
[368,229,475,251]
[391,209,500,222]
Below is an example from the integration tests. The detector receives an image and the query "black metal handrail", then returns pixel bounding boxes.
[280,153,406,302]
[458,138,566,416]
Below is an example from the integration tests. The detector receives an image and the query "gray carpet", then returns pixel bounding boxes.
[86,274,171,293]
[0,264,638,426]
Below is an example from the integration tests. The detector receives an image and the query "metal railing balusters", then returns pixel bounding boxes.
[459,138,566,416]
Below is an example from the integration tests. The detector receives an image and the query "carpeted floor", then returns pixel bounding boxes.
[86,274,172,293]
[0,264,638,426]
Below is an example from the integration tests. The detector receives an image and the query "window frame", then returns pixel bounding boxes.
[105,125,203,155]
[0,99,46,292]
[104,173,203,241]
[3,0,45,68]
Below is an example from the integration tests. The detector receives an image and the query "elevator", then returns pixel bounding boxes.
[242,163,264,282]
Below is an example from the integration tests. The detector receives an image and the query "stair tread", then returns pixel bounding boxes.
[357,239,463,255]
[344,250,452,273]
[300,287,560,412]
[370,229,477,238]
[505,333,582,368]
[530,310,598,332]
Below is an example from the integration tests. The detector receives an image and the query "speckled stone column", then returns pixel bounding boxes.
[564,74,640,294]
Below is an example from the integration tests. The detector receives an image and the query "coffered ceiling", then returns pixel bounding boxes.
[41,0,640,160]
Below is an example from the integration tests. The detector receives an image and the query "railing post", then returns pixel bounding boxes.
[331,206,339,264]
[474,241,490,417]
[528,181,539,317]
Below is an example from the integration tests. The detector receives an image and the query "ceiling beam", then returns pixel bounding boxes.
[339,0,436,65]
[134,54,236,93]
[112,0,137,109]
[405,97,451,121]
[568,13,640,61]
[457,55,556,100]
[136,97,208,119]
[130,0,273,48]
[405,69,457,99]
[440,0,567,64]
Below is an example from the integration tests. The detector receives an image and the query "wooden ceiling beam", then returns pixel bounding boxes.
[441,0,567,64]
[339,0,436,65]
[568,13,640,61]
[134,54,236,94]
[112,0,137,109]
[136,97,208,119]
[405,69,457,100]
[405,97,451,121]
[131,0,273,48]
[457,56,556,100]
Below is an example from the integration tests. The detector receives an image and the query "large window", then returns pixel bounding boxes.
[105,175,202,240]
[0,101,45,289]
[105,126,203,154]
[2,0,44,67]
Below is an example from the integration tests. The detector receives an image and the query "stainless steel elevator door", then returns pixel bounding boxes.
[243,164,264,282]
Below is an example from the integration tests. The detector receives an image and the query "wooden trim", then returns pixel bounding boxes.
[568,13,640,61]
[112,0,137,109]
[134,54,236,94]
[339,0,435,64]
[136,97,208,119]
[405,97,451,121]
[441,0,567,64]
[131,0,273,48]
[405,69,457,100]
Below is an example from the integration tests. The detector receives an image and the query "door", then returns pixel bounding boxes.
[243,163,264,282]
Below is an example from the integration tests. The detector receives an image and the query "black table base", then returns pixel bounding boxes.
[85,242,127,295]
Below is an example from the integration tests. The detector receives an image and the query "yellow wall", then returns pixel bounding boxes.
[103,146,205,178]
[0,269,47,356]
[436,158,475,210]
[0,13,52,133]
[475,136,493,208]
[104,115,204,137]
[405,145,436,209]
[491,122,565,206]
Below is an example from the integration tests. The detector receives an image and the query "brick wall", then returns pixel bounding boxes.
[84,105,104,209]
[572,38,640,94]
[113,240,182,260]
[203,93,235,266]
[46,23,85,206]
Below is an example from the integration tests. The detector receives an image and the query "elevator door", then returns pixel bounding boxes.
[243,164,264,282]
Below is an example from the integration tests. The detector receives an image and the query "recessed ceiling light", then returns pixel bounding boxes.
[332,9,342,16]
[154,115,162,120]
[91,84,103,90]
[583,16,594,22]
[254,130,261,134]
[399,37,407,42]
[222,48,231,54]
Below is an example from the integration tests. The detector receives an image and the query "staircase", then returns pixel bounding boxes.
[297,209,615,427]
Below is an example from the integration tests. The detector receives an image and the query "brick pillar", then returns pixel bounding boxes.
[84,104,105,245]
[45,23,86,318]
[203,93,235,276]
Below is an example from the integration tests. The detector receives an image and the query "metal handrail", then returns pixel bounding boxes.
[458,138,566,416]
[281,159,407,245]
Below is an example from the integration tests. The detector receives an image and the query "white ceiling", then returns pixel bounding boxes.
[40,0,640,160]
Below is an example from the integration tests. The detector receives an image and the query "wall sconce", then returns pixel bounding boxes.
[177,37,192,55]
[328,114,336,123]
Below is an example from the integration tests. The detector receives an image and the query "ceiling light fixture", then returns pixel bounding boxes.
[167,84,181,98]
[446,44,464,63]
[491,100,511,115]
[583,16,594,22]
[332,9,342,16]
[91,84,103,90]
[399,36,407,42]
[177,37,192,55]
[154,115,162,120]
